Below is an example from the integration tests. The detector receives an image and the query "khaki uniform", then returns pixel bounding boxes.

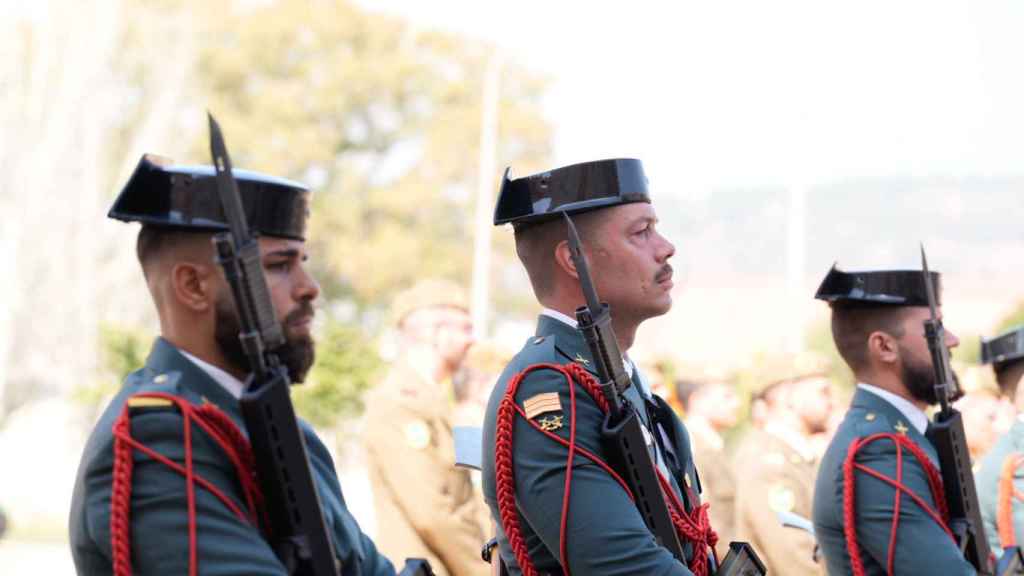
[364,359,488,576]
[733,427,822,576]
[686,419,735,558]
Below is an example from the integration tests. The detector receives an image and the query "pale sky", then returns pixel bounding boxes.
[368,0,1024,190]
[367,0,1024,364]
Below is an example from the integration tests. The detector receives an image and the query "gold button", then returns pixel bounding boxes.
[153,374,168,384]
[865,412,876,421]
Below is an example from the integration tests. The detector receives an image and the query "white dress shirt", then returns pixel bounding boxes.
[857,382,929,435]
[180,350,247,400]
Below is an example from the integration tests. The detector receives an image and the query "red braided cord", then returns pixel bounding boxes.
[842,432,954,576]
[110,392,264,576]
[494,362,716,576]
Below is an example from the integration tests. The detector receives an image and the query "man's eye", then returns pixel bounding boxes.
[266,261,291,272]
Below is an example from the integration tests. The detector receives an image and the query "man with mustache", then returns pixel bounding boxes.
[481,159,716,574]
[811,266,975,575]
[69,155,396,575]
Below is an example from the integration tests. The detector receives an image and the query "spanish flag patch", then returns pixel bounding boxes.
[523,392,562,420]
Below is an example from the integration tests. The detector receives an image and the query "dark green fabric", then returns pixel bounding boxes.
[812,387,975,575]
[69,337,395,576]
[481,315,699,575]
[976,419,1024,557]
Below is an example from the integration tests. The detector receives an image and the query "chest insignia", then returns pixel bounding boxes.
[537,415,564,432]
[894,421,909,435]
[768,485,796,513]
[573,353,590,367]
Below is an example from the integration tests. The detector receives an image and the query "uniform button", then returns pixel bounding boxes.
[153,374,168,384]
[865,412,876,421]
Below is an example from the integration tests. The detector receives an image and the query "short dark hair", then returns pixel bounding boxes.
[994,359,1024,399]
[136,225,211,275]
[830,305,908,372]
[513,210,606,299]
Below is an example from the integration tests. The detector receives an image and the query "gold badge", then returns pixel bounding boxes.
[894,421,909,435]
[768,485,796,513]
[524,392,562,419]
[537,415,564,432]
[405,421,431,450]
[573,353,590,367]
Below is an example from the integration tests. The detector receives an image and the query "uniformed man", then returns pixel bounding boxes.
[678,377,740,556]
[70,155,396,575]
[733,371,831,576]
[481,159,716,575]
[976,325,1024,557]
[811,265,975,575]
[363,280,488,576]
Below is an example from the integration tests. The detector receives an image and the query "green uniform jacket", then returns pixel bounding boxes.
[976,419,1024,557]
[812,387,975,575]
[481,315,702,576]
[69,338,395,576]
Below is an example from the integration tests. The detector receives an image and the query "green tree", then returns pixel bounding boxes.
[196,0,552,323]
[292,318,382,427]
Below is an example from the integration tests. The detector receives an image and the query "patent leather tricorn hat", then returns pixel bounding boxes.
[981,326,1024,367]
[493,158,650,226]
[814,265,941,308]
[108,154,311,240]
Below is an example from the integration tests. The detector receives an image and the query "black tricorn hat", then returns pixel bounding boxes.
[814,265,941,308]
[493,158,650,226]
[981,326,1024,366]
[108,154,311,240]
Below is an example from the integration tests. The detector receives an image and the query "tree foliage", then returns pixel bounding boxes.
[196,0,552,320]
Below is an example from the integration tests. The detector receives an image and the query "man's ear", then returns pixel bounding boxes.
[553,239,579,280]
[867,330,900,366]
[170,261,215,313]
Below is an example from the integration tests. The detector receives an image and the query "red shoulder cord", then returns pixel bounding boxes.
[494,362,718,576]
[842,432,954,576]
[109,392,266,576]
[997,452,1024,548]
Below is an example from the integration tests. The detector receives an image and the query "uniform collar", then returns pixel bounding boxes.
[180,349,247,399]
[144,338,243,424]
[538,308,637,380]
[857,382,929,435]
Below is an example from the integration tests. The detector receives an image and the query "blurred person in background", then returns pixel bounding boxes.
[732,370,832,576]
[976,325,1024,559]
[956,365,1007,466]
[452,341,509,428]
[363,280,488,576]
[678,376,741,555]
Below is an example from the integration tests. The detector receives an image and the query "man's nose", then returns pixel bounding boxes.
[656,231,675,262]
[295,265,320,302]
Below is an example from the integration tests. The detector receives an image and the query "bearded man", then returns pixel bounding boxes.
[810,266,975,575]
[69,155,396,575]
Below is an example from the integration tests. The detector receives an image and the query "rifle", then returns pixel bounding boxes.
[564,213,765,575]
[919,246,1019,575]
[208,114,433,576]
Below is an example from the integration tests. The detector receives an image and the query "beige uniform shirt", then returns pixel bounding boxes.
[363,360,489,576]
[686,418,735,559]
[733,427,823,576]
